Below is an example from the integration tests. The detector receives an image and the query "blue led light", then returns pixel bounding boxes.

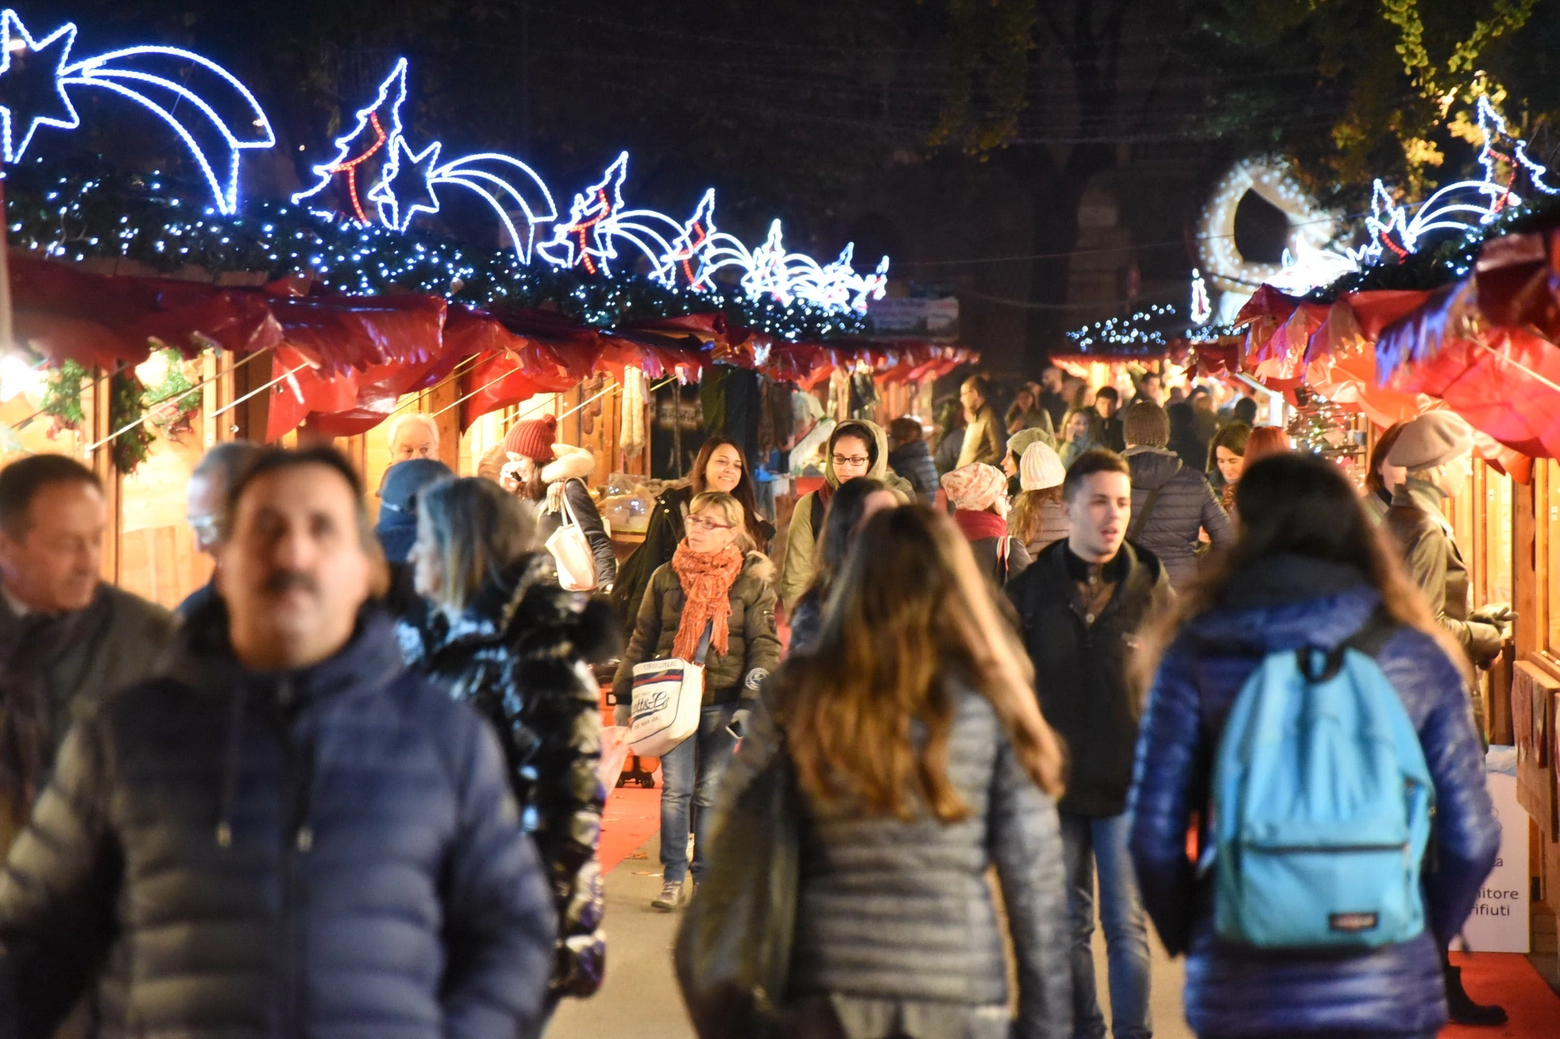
[0,10,276,214]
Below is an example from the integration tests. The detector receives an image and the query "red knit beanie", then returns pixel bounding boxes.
[502,415,558,463]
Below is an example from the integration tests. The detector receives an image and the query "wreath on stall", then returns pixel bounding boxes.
[40,360,159,474]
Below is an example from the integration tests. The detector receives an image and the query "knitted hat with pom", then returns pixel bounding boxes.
[502,415,559,464]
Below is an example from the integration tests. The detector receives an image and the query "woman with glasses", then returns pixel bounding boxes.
[611,436,773,639]
[612,491,781,911]
[777,420,913,610]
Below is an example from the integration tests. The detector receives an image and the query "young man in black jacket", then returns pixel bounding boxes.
[0,447,556,1039]
[1006,448,1171,1039]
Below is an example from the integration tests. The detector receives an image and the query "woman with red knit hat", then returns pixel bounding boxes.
[480,414,618,590]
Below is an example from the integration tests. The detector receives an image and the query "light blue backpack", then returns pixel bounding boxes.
[1206,622,1434,949]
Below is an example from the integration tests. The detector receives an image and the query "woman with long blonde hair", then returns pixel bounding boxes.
[717,504,1070,1038]
[1128,453,1497,1039]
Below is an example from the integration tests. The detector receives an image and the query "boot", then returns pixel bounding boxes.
[1445,964,1508,1026]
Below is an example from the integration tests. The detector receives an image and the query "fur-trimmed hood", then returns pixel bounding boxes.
[542,444,596,485]
[742,550,775,585]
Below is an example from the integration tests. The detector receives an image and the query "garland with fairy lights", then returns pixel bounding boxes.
[6,161,869,341]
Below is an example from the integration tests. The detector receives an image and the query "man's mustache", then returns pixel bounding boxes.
[263,570,319,596]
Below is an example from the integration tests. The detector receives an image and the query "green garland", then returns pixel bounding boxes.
[37,360,157,474]
[7,158,869,342]
[139,348,201,436]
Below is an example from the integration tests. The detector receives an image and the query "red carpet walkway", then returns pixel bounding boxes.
[1441,952,1560,1038]
[599,784,662,873]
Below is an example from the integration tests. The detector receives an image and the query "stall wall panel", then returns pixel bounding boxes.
[119,426,210,609]
[1514,662,1557,840]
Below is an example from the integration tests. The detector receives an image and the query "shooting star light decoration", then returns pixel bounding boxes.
[0,8,275,214]
[292,57,407,222]
[535,152,683,277]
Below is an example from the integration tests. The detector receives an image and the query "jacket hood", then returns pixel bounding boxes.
[1125,446,1183,490]
[742,550,776,585]
[1181,555,1379,654]
[825,420,892,489]
[542,444,596,485]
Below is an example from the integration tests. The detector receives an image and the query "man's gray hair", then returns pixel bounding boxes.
[388,412,440,448]
[192,440,264,492]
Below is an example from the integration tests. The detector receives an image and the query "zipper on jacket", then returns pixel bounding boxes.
[277,677,303,1037]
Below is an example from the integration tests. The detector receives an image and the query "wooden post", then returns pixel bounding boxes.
[426,380,461,473]
[87,369,121,583]
[228,349,273,443]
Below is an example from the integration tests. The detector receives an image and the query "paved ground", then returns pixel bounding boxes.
[549,833,1196,1039]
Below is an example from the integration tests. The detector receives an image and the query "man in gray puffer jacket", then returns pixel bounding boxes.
[1120,402,1233,590]
[0,447,556,1039]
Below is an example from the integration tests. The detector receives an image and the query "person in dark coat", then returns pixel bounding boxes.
[179,440,263,618]
[373,457,456,622]
[1093,386,1127,453]
[481,415,617,591]
[0,447,556,1039]
[715,504,1071,1039]
[613,492,780,911]
[943,462,1031,587]
[1121,401,1233,591]
[1381,412,1510,669]
[787,477,898,654]
[400,476,619,1010]
[1128,453,1500,1039]
[1006,449,1172,1039]
[0,455,176,855]
[887,416,940,503]
[610,435,772,639]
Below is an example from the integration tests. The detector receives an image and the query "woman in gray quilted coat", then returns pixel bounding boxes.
[717,504,1072,1039]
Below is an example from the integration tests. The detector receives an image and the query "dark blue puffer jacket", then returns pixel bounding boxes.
[0,603,557,1039]
[1128,556,1499,1039]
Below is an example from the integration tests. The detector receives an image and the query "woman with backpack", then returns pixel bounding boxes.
[693,505,1071,1037]
[1128,453,1499,1039]
[613,491,781,912]
[400,477,619,1010]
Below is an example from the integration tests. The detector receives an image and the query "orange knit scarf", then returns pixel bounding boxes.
[671,541,745,662]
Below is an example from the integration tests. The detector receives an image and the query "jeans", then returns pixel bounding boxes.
[1059,810,1152,1039]
[659,702,739,884]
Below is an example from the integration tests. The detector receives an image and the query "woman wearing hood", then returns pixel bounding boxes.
[481,415,618,591]
[401,476,620,1015]
[942,461,1031,586]
[777,419,913,610]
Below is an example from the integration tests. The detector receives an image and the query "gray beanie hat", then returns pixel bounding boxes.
[1386,412,1474,472]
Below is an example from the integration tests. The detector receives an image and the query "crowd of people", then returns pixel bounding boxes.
[0,364,1517,1039]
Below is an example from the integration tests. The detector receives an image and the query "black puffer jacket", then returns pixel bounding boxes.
[1124,446,1233,590]
[398,554,618,1000]
[0,603,555,1039]
[888,441,940,503]
[719,683,1071,1039]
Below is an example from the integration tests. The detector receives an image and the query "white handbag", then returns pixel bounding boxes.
[628,622,713,757]
[545,488,598,592]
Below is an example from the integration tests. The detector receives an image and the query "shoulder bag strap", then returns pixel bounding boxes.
[1127,485,1165,541]
[693,618,716,666]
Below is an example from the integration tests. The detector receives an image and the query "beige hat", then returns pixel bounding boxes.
[1006,426,1053,462]
[1020,442,1065,491]
[941,463,1008,512]
[1386,412,1474,471]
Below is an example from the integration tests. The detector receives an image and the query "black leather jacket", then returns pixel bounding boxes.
[399,555,619,1000]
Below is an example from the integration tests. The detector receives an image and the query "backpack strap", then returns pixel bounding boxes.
[1127,485,1165,541]
[810,492,825,538]
[1341,608,1399,658]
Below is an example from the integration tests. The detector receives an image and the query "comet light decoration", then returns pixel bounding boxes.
[291,58,407,222]
[368,138,557,264]
[1355,96,1560,265]
[680,200,889,314]
[534,151,684,276]
[0,9,275,215]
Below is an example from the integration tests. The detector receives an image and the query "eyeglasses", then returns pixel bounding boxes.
[188,514,221,544]
[832,455,870,468]
[686,515,735,533]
